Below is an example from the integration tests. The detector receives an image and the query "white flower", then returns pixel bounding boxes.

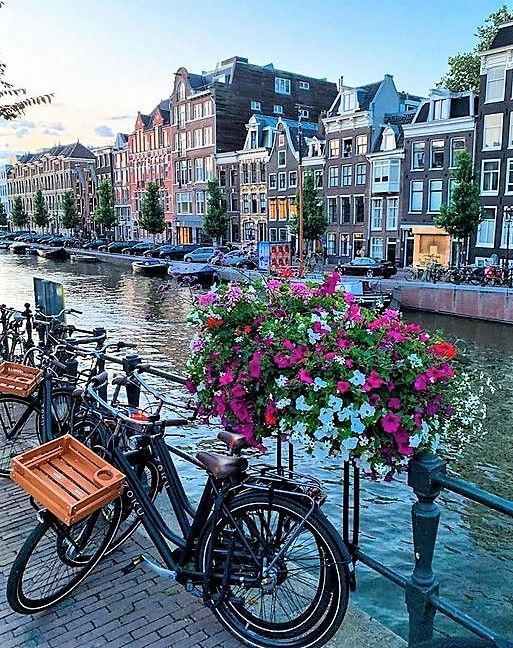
[342,436,358,451]
[327,395,343,412]
[295,395,313,412]
[319,408,334,424]
[359,402,376,419]
[349,370,366,386]
[275,375,288,387]
[307,328,321,345]
[407,353,423,368]
[292,421,307,437]
[409,434,422,448]
[196,381,206,392]
[313,377,328,391]
[276,398,291,410]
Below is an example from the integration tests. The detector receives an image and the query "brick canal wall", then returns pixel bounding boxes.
[395,282,513,324]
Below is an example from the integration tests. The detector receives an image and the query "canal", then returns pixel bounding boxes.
[1,251,512,641]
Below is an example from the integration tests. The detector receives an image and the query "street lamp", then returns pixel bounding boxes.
[503,205,513,287]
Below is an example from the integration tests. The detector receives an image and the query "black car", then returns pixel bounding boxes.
[100,240,140,254]
[83,238,108,250]
[47,235,79,247]
[210,249,257,269]
[337,256,397,278]
[122,241,158,255]
[144,243,200,260]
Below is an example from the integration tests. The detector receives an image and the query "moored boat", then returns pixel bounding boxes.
[10,243,27,254]
[70,254,98,263]
[36,247,68,260]
[167,262,216,287]
[132,260,168,276]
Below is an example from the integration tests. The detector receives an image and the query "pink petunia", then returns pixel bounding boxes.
[219,369,234,386]
[381,412,401,434]
[388,397,401,411]
[197,292,217,306]
[337,380,351,394]
[299,368,314,384]
[248,351,263,379]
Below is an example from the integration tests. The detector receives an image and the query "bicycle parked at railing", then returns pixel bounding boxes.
[0,303,33,362]
[7,375,351,648]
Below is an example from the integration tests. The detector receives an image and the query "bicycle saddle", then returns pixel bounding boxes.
[195,451,247,479]
[217,430,248,455]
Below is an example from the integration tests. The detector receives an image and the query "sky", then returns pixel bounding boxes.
[0,0,505,163]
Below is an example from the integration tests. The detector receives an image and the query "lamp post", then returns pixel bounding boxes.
[503,205,513,287]
[175,219,181,245]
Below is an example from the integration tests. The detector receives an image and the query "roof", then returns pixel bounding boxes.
[16,142,95,164]
[490,23,513,49]
[328,79,384,115]
[412,92,476,124]
[371,113,414,153]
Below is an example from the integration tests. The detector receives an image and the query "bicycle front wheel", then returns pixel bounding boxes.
[7,498,122,614]
[0,395,41,477]
[197,492,349,648]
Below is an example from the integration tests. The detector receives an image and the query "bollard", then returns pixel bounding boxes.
[406,451,446,648]
[23,303,34,350]
[123,351,141,408]
[93,328,107,399]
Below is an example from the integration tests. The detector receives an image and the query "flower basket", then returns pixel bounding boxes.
[186,274,466,480]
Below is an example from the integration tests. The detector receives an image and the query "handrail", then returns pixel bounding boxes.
[433,472,513,518]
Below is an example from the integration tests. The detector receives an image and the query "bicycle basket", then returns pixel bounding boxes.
[0,361,43,398]
[11,435,125,525]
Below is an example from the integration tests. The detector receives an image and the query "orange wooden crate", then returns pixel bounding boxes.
[0,361,43,398]
[11,435,125,525]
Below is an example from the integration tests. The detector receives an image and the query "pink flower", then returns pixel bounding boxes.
[344,292,355,303]
[185,379,196,394]
[282,339,295,350]
[273,354,291,369]
[267,279,282,291]
[388,397,401,411]
[381,412,401,434]
[219,369,234,386]
[413,373,429,391]
[198,292,217,306]
[231,384,246,399]
[248,351,263,379]
[345,358,353,368]
[299,368,314,384]
[264,401,277,427]
[337,380,351,393]
[346,303,362,323]
[364,370,384,391]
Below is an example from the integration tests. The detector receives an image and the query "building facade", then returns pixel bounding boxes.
[401,89,477,266]
[7,142,96,233]
[0,164,9,220]
[112,133,131,239]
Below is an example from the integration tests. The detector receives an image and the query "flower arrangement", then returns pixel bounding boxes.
[185,273,475,479]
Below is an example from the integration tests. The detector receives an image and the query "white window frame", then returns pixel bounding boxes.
[275,77,291,95]
[430,140,445,169]
[299,81,310,90]
[506,158,513,195]
[299,109,310,119]
[410,180,423,212]
[356,135,368,155]
[485,66,506,103]
[371,198,383,231]
[450,139,466,167]
[428,179,443,213]
[288,170,297,188]
[481,159,500,195]
[339,233,350,256]
[328,139,340,158]
[501,212,513,248]
[278,151,286,168]
[509,113,513,149]
[273,104,283,115]
[483,113,503,151]
[355,163,366,185]
[326,197,338,224]
[340,196,351,224]
[370,236,384,260]
[341,91,355,112]
[327,232,337,256]
[476,207,496,248]
[386,197,398,230]
[278,172,287,190]
[412,142,425,170]
[328,166,339,188]
[250,100,262,111]
[268,173,277,189]
[341,164,352,186]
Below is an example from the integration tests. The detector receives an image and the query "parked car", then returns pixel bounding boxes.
[184,246,229,263]
[122,241,158,255]
[210,249,257,269]
[337,256,397,278]
[47,235,79,247]
[100,240,139,253]
[83,238,108,250]
[144,243,200,260]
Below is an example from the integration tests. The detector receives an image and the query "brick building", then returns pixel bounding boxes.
[112,133,131,239]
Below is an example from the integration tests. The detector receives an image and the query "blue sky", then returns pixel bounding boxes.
[0,0,505,160]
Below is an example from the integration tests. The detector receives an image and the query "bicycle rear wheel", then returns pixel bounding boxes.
[197,492,349,648]
[7,498,122,614]
[0,395,41,477]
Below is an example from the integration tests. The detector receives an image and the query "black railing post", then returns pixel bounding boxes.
[23,303,34,350]
[123,351,141,408]
[406,450,446,647]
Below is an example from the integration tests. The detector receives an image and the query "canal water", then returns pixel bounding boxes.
[1,251,512,641]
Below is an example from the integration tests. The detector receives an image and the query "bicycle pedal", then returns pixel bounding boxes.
[122,555,144,575]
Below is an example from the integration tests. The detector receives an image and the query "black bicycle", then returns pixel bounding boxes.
[7,376,351,648]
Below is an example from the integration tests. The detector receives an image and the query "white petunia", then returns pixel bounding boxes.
[359,402,376,419]
[295,395,313,412]
[313,377,328,391]
[349,370,366,386]
[276,398,291,410]
[342,436,358,451]
[275,375,288,387]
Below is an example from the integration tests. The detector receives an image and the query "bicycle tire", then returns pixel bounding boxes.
[0,395,41,478]
[7,498,122,614]
[197,491,349,648]
[403,269,416,282]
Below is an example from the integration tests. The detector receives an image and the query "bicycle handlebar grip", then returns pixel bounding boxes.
[68,308,83,315]
[91,371,109,387]
[49,355,67,371]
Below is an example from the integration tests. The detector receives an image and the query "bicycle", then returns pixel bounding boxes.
[7,376,351,648]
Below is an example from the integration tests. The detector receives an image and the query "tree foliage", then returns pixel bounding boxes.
[11,196,28,228]
[0,2,53,120]
[203,178,229,243]
[0,201,7,227]
[33,189,49,229]
[139,181,165,236]
[433,149,482,264]
[438,5,513,92]
[94,178,116,233]
[291,170,328,247]
[60,191,80,231]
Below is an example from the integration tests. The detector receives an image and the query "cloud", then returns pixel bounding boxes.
[16,128,30,138]
[110,114,133,121]
[94,125,114,138]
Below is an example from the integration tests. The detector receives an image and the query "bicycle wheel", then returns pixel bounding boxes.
[6,333,25,362]
[7,498,122,614]
[197,491,349,648]
[50,387,77,437]
[0,395,41,477]
[23,346,45,368]
[403,268,416,282]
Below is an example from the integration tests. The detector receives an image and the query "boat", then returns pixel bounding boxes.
[214,266,265,284]
[167,262,217,287]
[36,247,68,260]
[70,254,98,263]
[0,242,10,250]
[132,259,168,276]
[10,243,27,254]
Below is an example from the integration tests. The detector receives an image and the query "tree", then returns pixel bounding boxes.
[438,5,513,92]
[291,170,328,252]
[60,191,80,231]
[0,3,53,120]
[139,181,165,239]
[0,202,7,228]
[11,196,28,228]
[94,178,116,234]
[433,149,482,266]
[203,178,229,244]
[32,189,49,229]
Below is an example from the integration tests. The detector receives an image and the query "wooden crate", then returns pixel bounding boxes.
[0,361,43,397]
[11,435,125,525]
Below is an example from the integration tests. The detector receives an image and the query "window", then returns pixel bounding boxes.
[483,114,503,150]
[219,169,226,187]
[275,77,291,95]
[288,170,297,187]
[268,198,277,219]
[230,168,238,186]
[204,101,213,117]
[371,198,383,230]
[342,138,352,158]
[341,91,355,112]
[251,162,257,183]
[339,234,350,256]
[260,162,266,182]
[476,207,496,247]
[370,237,384,259]
[278,133,285,147]
[250,131,257,149]
[354,196,364,223]
[431,141,444,168]
[386,197,398,230]
[230,194,238,211]
[260,193,266,213]
[204,156,214,180]
[176,192,192,214]
[327,197,338,224]
[177,82,185,100]
[195,191,205,215]
[342,165,352,186]
[355,163,366,185]
[273,105,283,115]
[193,129,202,148]
[481,160,500,194]
[251,192,258,213]
[373,161,389,183]
[278,151,286,167]
[299,109,310,119]
[251,101,261,111]
[193,103,202,119]
[269,228,277,242]
[412,142,425,169]
[450,139,466,167]
[314,169,323,188]
[428,180,443,212]
[328,139,340,158]
[242,194,249,214]
[410,180,423,212]
[299,81,310,90]
[486,66,505,102]
[356,135,368,155]
[278,197,288,219]
[506,159,513,194]
[449,177,458,198]
[382,131,395,151]
[328,166,339,187]
[288,198,297,217]
[242,163,249,184]
[509,113,513,148]
[432,98,448,120]
[268,173,277,189]
[501,212,513,248]
[341,197,351,223]
[278,172,287,190]
[194,158,204,182]
[279,228,288,241]
[203,127,213,146]
[327,233,337,256]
